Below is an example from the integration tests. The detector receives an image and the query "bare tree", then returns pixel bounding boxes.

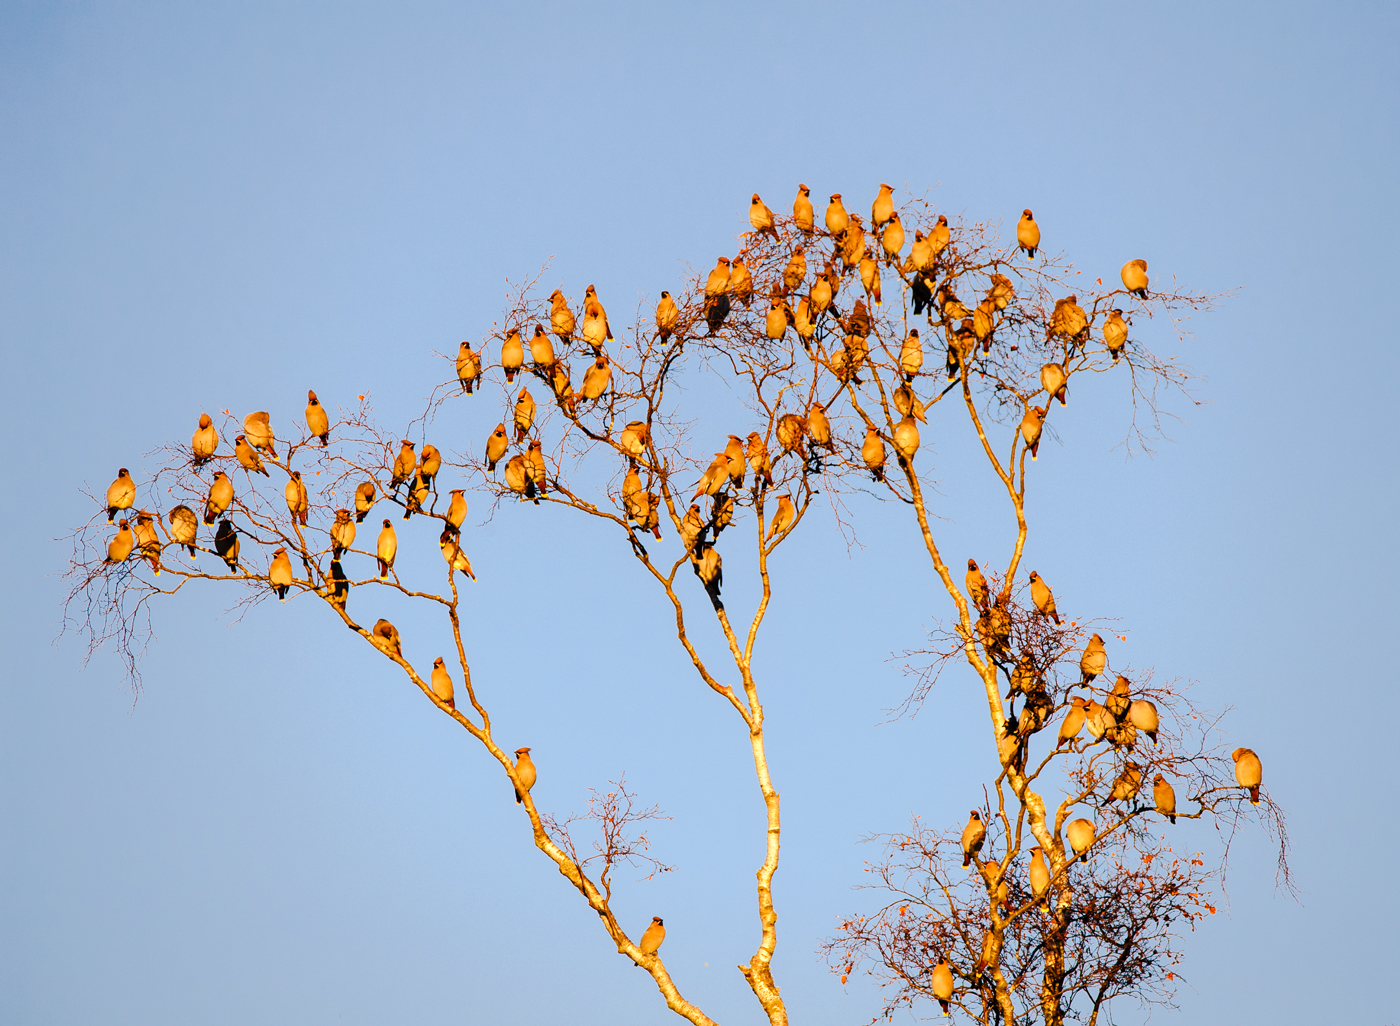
[64,186,1284,1025]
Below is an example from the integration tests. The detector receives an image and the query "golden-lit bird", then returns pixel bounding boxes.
[730,257,753,308]
[1029,846,1050,900]
[782,246,807,294]
[1050,295,1088,340]
[839,215,865,271]
[971,298,996,346]
[525,439,548,495]
[893,414,920,463]
[524,323,553,371]
[235,435,269,476]
[551,360,576,412]
[1007,650,1037,698]
[695,544,723,609]
[792,296,815,344]
[419,444,441,486]
[860,249,882,306]
[1108,763,1143,803]
[988,273,1015,311]
[106,468,136,522]
[862,425,885,481]
[371,618,401,658]
[214,519,240,571]
[1080,633,1107,683]
[439,526,476,581]
[909,230,934,275]
[622,466,646,520]
[961,810,985,867]
[446,489,467,533]
[513,388,535,443]
[1019,406,1045,461]
[929,213,951,258]
[1028,571,1061,624]
[243,411,275,452]
[485,423,509,472]
[376,519,397,578]
[1040,362,1068,406]
[930,961,954,1016]
[1085,700,1113,743]
[792,183,814,234]
[1121,259,1149,299]
[501,327,524,384]
[900,329,923,380]
[404,471,430,519]
[456,341,482,394]
[776,413,806,454]
[806,403,831,448]
[809,272,833,318]
[824,193,848,236]
[1128,699,1159,743]
[285,470,309,526]
[167,505,199,557]
[893,383,925,424]
[431,657,456,708]
[191,415,219,465]
[581,354,611,401]
[582,284,612,350]
[306,390,330,445]
[1232,748,1262,804]
[330,508,355,557]
[1154,774,1177,824]
[871,183,895,227]
[723,435,746,487]
[966,559,990,610]
[1106,675,1132,721]
[693,452,730,500]
[503,454,534,500]
[704,256,731,298]
[204,470,233,524]
[765,295,789,340]
[513,747,536,803]
[391,440,416,490]
[766,493,795,542]
[1066,818,1095,858]
[620,420,648,460]
[1058,697,1089,747]
[105,519,134,563]
[354,479,376,523]
[984,861,1009,912]
[1017,209,1040,258]
[679,503,705,553]
[269,547,293,600]
[881,211,905,264]
[549,289,576,342]
[1104,309,1128,362]
[749,193,776,237]
[939,286,970,323]
[656,291,678,340]
[638,916,666,955]
[746,432,773,486]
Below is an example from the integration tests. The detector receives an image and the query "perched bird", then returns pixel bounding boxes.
[1104,309,1128,362]
[1019,406,1045,461]
[354,480,376,522]
[839,215,865,271]
[485,423,509,472]
[525,440,548,495]
[881,211,905,263]
[930,961,954,1016]
[330,508,356,557]
[306,390,330,445]
[655,291,678,340]
[105,519,134,563]
[1232,748,1263,804]
[529,322,556,369]
[132,512,163,572]
[456,341,482,393]
[730,257,753,308]
[501,328,524,383]
[639,491,662,540]
[723,435,747,487]
[984,861,1009,911]
[513,746,536,803]
[582,284,613,350]
[1050,295,1089,340]
[619,420,648,460]
[679,503,705,554]
[513,389,535,443]
[749,193,776,237]
[191,415,219,465]
[235,435,269,476]
[638,916,666,955]
[766,493,795,542]
[929,213,951,258]
[622,466,647,520]
[824,193,849,236]
[284,471,309,526]
[243,412,275,452]
[695,544,723,609]
[1108,763,1143,803]
[204,471,233,525]
[1058,697,1089,747]
[806,403,831,448]
[893,414,920,463]
[776,413,806,454]
[1084,699,1113,743]
[893,383,925,424]
[809,272,833,318]
[439,527,476,581]
[705,293,731,335]
[1154,774,1177,824]
[860,249,882,306]
[1128,699,1159,743]
[965,559,990,610]
[746,432,773,486]
[503,453,534,500]
[1121,259,1149,299]
[431,657,456,708]
[580,354,611,401]
[1066,818,1095,858]
[404,471,431,518]
[862,426,886,481]
[269,547,293,600]
[167,505,199,557]
[765,295,789,340]
[549,289,576,342]
[792,183,814,234]
[1029,846,1050,900]
[961,810,986,867]
[988,273,1015,311]
[371,618,402,658]
[1106,675,1132,721]
[871,183,895,226]
[376,519,397,578]
[419,444,441,486]
[704,256,731,300]
[792,296,815,344]
[899,329,923,380]
[693,452,730,500]
[910,271,934,318]
[550,360,575,412]
[1017,209,1040,258]
[1028,571,1061,624]
[214,519,240,571]
[783,247,807,292]
[106,468,136,522]
[909,230,934,275]
[327,559,350,611]
[445,490,468,533]
[1040,362,1068,406]
[391,441,417,490]
[1080,633,1107,683]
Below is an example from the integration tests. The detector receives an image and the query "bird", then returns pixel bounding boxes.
[639,916,666,955]
[723,435,746,488]
[404,471,431,518]
[839,215,865,271]
[285,471,309,526]
[1128,699,1159,743]
[485,424,509,472]
[529,323,556,369]
[965,560,990,610]
[1066,818,1095,858]
[371,618,401,658]
[581,354,611,401]
[622,466,647,520]
[391,441,416,490]
[824,193,849,236]
[766,493,795,542]
[456,341,482,393]
[1108,763,1143,803]
[791,296,815,345]
[792,183,814,233]
[693,452,730,500]
[871,183,895,226]
[704,256,731,300]
[1019,406,1045,461]
[765,295,789,340]
[582,284,613,350]
[525,440,548,496]
[1104,310,1128,362]
[445,490,467,533]
[1029,846,1050,900]
[1017,209,1040,258]
[513,389,535,443]
[235,435,269,476]
[961,811,985,867]
[656,291,678,340]
[133,513,165,573]
[1080,634,1107,683]
[327,559,349,612]
[214,519,240,571]
[1232,748,1262,804]
[893,414,920,463]
[899,329,923,380]
[620,420,648,460]
[1154,774,1177,824]
[862,426,885,481]
[503,454,534,500]
[204,471,233,524]
[167,505,199,557]
[1058,697,1089,747]
[893,384,925,424]
[929,213,951,258]
[1050,295,1089,340]
[730,257,753,308]
[695,544,723,609]
[549,289,576,342]
[306,390,330,445]
[746,432,773,486]
[269,547,293,600]
[1040,363,1068,406]
[1084,699,1113,743]
[988,273,1015,311]
[806,403,831,448]
[191,415,219,465]
[243,412,275,452]
[501,328,524,383]
[782,247,807,293]
[376,519,397,578]
[910,271,934,318]
[1121,259,1149,299]
[860,250,882,306]
[909,230,934,275]
[105,468,136,522]
[679,503,705,554]
[550,360,576,413]
[419,444,441,486]
[878,212,905,268]
[749,193,776,236]
[930,961,954,1016]
[354,480,376,522]
[439,527,476,581]
[513,747,536,803]
[105,519,134,563]
[1106,675,1132,721]
[776,413,806,454]
[809,272,833,318]
[430,657,456,709]
[1028,571,1061,624]
[330,508,355,557]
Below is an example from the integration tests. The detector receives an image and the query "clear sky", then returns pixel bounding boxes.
[2,3,1396,1024]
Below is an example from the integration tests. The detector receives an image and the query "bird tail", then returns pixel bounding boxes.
[506,370,516,383]
[1169,814,1176,825]
[300,511,308,526]
[187,545,196,557]
[1051,611,1061,625]
[378,559,387,578]
[108,509,117,522]
[1250,788,1259,805]
[487,460,498,472]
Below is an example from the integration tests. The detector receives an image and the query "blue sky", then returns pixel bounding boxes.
[2,3,1396,1024]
